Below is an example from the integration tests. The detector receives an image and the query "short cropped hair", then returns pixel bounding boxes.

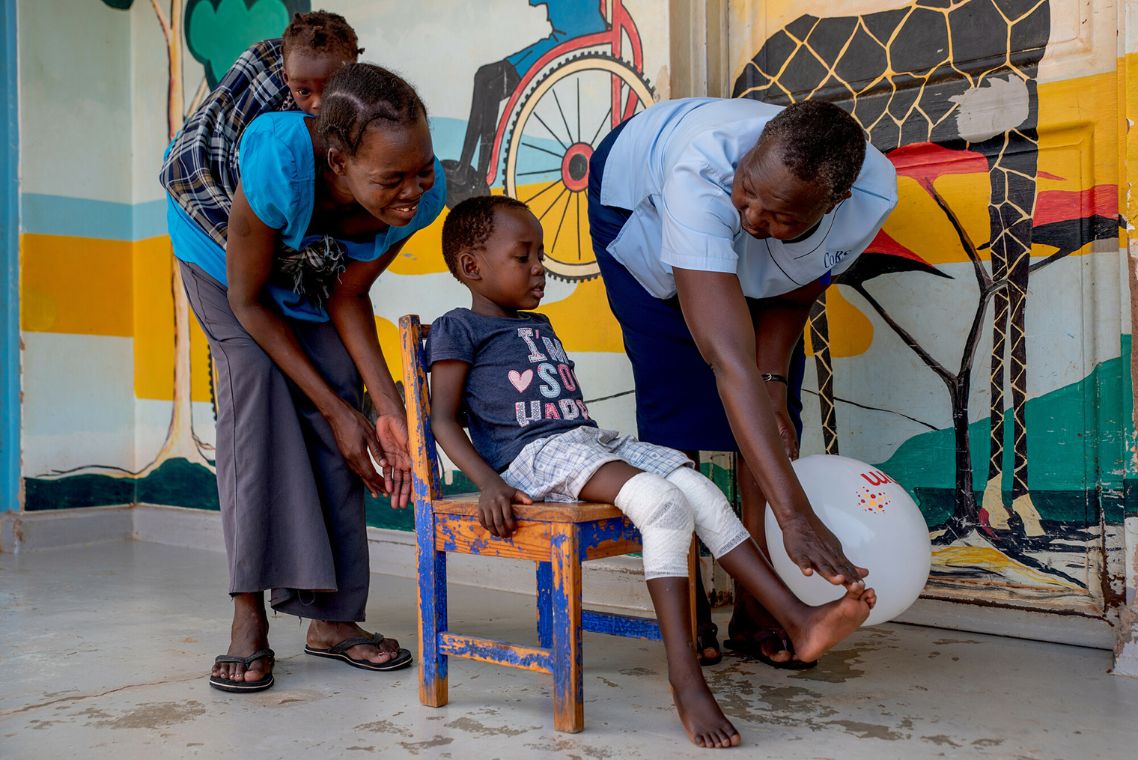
[757,101,867,198]
[442,196,530,279]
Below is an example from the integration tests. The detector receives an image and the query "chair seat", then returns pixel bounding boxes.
[433,495,625,523]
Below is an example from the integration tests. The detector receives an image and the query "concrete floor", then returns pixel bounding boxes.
[1,542,1136,760]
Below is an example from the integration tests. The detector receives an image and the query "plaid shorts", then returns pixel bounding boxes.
[501,427,692,503]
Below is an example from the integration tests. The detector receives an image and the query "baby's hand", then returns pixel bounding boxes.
[478,480,533,537]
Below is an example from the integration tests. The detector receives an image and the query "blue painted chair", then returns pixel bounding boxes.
[399,315,697,733]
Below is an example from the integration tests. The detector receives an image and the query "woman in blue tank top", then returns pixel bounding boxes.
[167,63,446,693]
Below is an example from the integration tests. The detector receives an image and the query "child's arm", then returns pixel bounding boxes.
[430,359,532,537]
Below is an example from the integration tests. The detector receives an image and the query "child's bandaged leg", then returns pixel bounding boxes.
[665,466,751,559]
[614,473,695,580]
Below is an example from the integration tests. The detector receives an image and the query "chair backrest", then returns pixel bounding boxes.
[399,315,442,502]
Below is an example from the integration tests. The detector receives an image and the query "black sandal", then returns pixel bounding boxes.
[696,622,723,666]
[304,632,413,672]
[209,648,275,692]
[724,629,818,670]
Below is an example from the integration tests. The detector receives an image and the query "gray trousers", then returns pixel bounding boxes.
[180,261,369,622]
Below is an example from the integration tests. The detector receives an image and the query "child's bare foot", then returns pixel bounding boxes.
[787,586,876,663]
[671,678,742,749]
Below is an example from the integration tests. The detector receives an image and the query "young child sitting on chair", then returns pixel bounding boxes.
[426,195,876,749]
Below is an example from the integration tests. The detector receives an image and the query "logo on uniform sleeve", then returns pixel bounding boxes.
[824,249,852,269]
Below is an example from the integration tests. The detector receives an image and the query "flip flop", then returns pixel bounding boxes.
[696,622,723,667]
[724,629,818,670]
[209,648,275,692]
[304,632,413,672]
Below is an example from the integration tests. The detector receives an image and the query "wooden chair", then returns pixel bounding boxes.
[399,315,697,733]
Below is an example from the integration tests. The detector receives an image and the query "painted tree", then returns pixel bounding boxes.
[836,142,1119,541]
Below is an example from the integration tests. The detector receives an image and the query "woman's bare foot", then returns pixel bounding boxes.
[786,586,876,664]
[671,675,742,749]
[212,592,272,684]
[306,621,401,665]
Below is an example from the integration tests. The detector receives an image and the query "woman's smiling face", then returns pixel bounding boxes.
[341,116,437,227]
[731,140,843,241]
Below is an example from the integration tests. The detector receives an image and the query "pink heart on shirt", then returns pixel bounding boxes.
[507,369,534,392]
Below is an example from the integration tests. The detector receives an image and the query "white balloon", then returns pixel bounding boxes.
[764,454,931,626]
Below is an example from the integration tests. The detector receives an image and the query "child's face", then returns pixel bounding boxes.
[335,116,437,228]
[283,50,353,114]
[470,207,547,311]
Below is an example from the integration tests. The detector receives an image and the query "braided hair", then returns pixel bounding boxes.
[282,11,364,60]
[316,63,427,157]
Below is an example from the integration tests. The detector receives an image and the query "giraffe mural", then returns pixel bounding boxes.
[733,0,1050,537]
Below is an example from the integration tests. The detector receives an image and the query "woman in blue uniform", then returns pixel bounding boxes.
[587,98,898,665]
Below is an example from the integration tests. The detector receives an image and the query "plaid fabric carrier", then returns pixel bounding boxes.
[272,236,347,309]
[159,38,296,249]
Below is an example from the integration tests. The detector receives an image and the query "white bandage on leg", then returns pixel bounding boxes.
[666,466,751,559]
[614,473,695,580]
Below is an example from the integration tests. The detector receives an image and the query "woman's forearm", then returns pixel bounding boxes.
[229,295,347,419]
[328,291,403,418]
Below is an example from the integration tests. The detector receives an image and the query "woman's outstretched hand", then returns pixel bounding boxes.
[326,404,387,498]
[375,413,412,509]
[780,513,868,590]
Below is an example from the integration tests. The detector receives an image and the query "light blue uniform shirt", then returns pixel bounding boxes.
[167,110,446,321]
[599,98,898,299]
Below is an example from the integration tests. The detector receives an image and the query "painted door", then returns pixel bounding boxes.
[729,0,1129,623]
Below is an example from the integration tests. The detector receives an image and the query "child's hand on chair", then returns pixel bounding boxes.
[478,478,532,537]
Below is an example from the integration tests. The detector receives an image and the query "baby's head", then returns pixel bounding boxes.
[282,11,363,114]
[443,196,547,312]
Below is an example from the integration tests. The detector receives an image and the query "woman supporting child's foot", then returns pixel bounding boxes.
[716,540,874,665]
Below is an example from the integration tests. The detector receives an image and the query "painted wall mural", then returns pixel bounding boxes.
[731,0,1132,617]
[21,0,669,530]
[17,1,1135,625]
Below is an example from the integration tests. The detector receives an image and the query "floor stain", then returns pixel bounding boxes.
[524,736,619,759]
[398,736,454,755]
[923,734,963,748]
[443,716,536,737]
[973,738,1005,748]
[597,676,620,689]
[824,719,907,741]
[789,648,865,683]
[618,667,654,677]
[89,700,206,730]
[345,746,375,752]
[354,719,412,737]
[74,707,112,722]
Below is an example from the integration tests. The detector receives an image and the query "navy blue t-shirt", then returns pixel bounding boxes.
[426,308,597,472]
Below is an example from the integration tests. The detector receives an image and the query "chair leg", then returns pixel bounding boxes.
[550,524,583,733]
[537,561,553,649]
[416,502,448,707]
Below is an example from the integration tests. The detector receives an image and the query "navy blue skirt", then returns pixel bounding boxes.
[587,122,805,452]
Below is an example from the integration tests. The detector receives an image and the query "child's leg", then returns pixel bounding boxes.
[580,462,740,749]
[664,467,876,663]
